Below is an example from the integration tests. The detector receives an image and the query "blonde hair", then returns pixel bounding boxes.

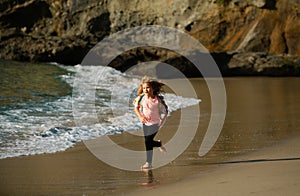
[137,76,165,96]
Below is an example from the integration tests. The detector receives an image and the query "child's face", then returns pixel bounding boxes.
[142,83,153,96]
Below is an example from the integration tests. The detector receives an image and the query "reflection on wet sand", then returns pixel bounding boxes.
[141,169,156,186]
[1,77,300,195]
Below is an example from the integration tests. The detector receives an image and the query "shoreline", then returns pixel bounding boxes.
[126,133,300,196]
[1,77,300,195]
[1,128,299,196]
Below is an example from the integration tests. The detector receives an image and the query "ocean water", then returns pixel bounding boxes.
[0,61,200,159]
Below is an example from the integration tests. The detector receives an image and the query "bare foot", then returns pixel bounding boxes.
[141,162,152,170]
[158,140,167,152]
[159,146,167,152]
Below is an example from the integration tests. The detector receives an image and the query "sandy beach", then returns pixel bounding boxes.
[1,123,299,196]
[1,77,300,195]
[127,134,300,196]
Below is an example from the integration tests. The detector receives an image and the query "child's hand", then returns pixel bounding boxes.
[140,116,146,124]
[140,116,150,124]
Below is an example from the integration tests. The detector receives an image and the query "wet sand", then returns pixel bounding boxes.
[127,134,300,196]
[1,77,300,195]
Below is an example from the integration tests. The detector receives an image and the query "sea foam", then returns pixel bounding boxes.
[0,64,201,159]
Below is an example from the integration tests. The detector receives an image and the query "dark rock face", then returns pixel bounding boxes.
[0,0,299,76]
[227,52,300,76]
[1,1,51,30]
[0,0,110,64]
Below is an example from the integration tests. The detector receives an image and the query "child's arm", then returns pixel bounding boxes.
[158,96,168,127]
[134,106,147,124]
[159,108,168,127]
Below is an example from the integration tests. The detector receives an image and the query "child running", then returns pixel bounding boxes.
[133,76,168,169]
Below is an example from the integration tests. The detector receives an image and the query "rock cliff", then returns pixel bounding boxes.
[0,0,299,76]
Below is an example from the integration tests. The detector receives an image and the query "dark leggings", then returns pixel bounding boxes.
[143,124,162,163]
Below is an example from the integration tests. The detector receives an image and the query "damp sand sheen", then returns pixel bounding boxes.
[0,62,300,195]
